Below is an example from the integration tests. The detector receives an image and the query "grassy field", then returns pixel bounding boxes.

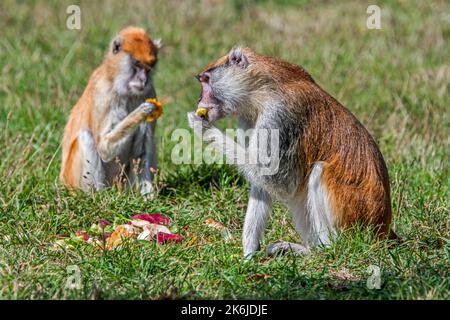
[0,0,448,299]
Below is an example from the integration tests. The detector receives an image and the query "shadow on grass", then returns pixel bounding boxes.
[160,164,246,197]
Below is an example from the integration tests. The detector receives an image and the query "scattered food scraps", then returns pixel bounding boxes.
[157,232,183,244]
[204,218,233,242]
[53,213,183,251]
[75,230,91,242]
[132,213,171,226]
[187,235,198,247]
[204,218,224,230]
[136,223,171,241]
[98,219,112,229]
[105,225,135,250]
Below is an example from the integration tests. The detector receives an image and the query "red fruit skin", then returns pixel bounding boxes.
[157,232,183,244]
[98,219,112,229]
[132,213,171,226]
[75,231,91,241]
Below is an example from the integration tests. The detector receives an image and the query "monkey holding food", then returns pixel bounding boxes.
[188,47,395,258]
[60,27,162,197]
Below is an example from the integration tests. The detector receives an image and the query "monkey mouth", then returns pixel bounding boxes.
[198,82,226,122]
[130,84,145,92]
[128,82,147,96]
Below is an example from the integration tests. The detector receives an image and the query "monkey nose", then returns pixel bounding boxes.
[196,72,210,83]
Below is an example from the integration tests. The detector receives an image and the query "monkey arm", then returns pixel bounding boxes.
[188,113,275,258]
[97,102,156,162]
[187,112,280,189]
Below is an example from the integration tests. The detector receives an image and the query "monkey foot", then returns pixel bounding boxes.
[141,181,156,201]
[243,251,259,261]
[266,241,309,257]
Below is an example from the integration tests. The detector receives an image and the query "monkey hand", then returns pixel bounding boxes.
[137,101,156,116]
[187,112,213,135]
[135,102,160,124]
[145,98,163,122]
[187,112,219,141]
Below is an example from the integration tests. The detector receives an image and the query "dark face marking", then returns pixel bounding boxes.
[128,59,153,94]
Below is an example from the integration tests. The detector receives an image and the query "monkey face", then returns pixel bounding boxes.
[127,58,155,95]
[113,55,156,97]
[196,47,252,123]
[110,27,160,97]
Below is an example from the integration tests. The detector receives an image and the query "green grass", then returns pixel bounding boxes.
[0,0,448,299]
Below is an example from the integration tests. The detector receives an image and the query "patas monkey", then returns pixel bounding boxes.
[61,27,162,197]
[188,47,395,258]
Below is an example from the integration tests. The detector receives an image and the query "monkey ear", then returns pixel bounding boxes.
[112,36,121,54]
[153,38,163,50]
[228,48,248,69]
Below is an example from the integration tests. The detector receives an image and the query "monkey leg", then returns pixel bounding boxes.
[267,162,337,257]
[78,129,105,191]
[304,162,337,246]
[266,192,309,256]
[127,121,157,199]
[265,193,309,257]
[266,196,309,257]
[140,121,157,199]
[242,185,272,259]
[140,131,157,199]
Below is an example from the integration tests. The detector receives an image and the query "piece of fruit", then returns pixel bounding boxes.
[145,98,163,122]
[205,218,232,242]
[131,213,171,226]
[75,230,91,241]
[105,225,134,250]
[98,219,112,229]
[196,107,208,119]
[187,235,198,247]
[157,232,183,244]
[137,224,171,241]
[130,219,151,228]
[204,218,224,230]
[89,219,113,234]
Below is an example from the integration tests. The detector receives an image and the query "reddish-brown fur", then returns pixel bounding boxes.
[204,48,393,237]
[120,27,158,66]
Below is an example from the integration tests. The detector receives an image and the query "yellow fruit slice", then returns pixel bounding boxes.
[196,107,208,119]
[145,98,163,122]
[105,225,134,251]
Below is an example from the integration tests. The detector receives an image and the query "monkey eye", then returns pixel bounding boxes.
[133,61,152,73]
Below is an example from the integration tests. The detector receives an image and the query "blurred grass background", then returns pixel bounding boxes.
[0,0,448,299]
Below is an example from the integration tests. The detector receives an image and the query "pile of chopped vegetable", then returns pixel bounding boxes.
[53,213,183,251]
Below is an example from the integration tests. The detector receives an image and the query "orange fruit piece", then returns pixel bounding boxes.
[204,218,224,230]
[105,225,133,251]
[145,98,163,122]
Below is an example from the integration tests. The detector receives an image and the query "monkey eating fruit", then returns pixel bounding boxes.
[188,47,396,258]
[60,26,162,198]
